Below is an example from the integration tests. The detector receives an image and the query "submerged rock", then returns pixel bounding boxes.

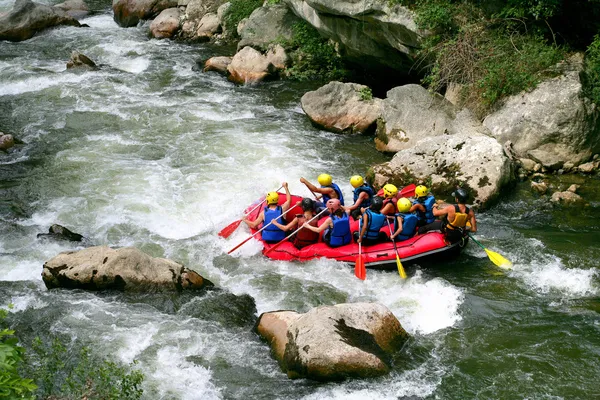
[37,224,85,242]
[301,81,382,134]
[42,246,213,292]
[0,0,81,42]
[66,51,97,70]
[0,132,15,150]
[255,303,409,381]
[550,190,584,205]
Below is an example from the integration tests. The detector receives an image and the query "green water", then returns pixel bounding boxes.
[0,4,599,399]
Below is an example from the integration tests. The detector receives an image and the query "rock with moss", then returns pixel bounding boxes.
[255,303,409,381]
[376,84,490,153]
[42,246,213,292]
[0,0,81,42]
[149,7,180,39]
[301,81,382,134]
[237,3,301,52]
[112,0,178,28]
[483,54,600,170]
[282,0,423,74]
[371,133,513,208]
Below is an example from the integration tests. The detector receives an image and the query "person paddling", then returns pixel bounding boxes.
[242,182,291,243]
[410,185,437,233]
[300,174,344,206]
[390,198,418,241]
[354,196,388,246]
[429,188,477,242]
[380,184,399,215]
[302,198,352,247]
[272,198,320,249]
[344,175,374,220]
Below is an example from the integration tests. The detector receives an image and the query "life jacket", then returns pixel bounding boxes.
[394,212,418,241]
[321,182,345,206]
[353,184,374,208]
[364,209,386,240]
[413,195,436,224]
[446,205,470,230]
[326,213,351,247]
[262,206,286,242]
[383,197,397,214]
[293,215,319,248]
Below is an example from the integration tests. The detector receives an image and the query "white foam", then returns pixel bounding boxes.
[0,73,94,96]
[517,257,598,297]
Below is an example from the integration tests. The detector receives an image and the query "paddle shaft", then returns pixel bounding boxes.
[467,233,486,250]
[264,208,328,255]
[227,203,297,254]
[386,218,407,279]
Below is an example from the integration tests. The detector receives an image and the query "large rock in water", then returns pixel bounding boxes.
[282,0,423,74]
[227,46,276,85]
[42,246,213,292]
[483,54,600,169]
[0,0,81,42]
[112,0,178,28]
[149,7,180,39]
[376,84,490,153]
[301,81,383,134]
[255,303,409,381]
[370,133,513,208]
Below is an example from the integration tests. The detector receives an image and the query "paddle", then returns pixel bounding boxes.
[400,183,416,198]
[264,208,328,255]
[386,219,407,279]
[355,219,366,280]
[468,233,513,270]
[227,203,298,254]
[218,186,283,238]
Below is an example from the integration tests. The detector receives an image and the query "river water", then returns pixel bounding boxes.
[1,1,599,399]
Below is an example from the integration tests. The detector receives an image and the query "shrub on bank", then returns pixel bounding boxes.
[584,34,600,105]
[223,0,263,36]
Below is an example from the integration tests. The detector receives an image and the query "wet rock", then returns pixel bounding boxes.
[227,46,276,85]
[37,224,85,242]
[255,303,409,381]
[237,3,300,52]
[203,56,231,75]
[0,132,15,150]
[531,181,548,194]
[0,0,81,42]
[149,7,180,39]
[66,51,97,70]
[550,190,583,205]
[178,291,257,327]
[42,246,213,292]
[301,81,383,134]
[54,0,89,19]
[112,0,178,28]
[371,133,513,208]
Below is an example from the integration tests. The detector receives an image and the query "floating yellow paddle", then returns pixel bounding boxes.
[468,233,512,270]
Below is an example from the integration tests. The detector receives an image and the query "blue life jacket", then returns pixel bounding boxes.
[394,212,418,241]
[321,182,345,206]
[364,209,386,240]
[353,185,374,208]
[326,213,351,247]
[413,195,436,224]
[262,206,286,242]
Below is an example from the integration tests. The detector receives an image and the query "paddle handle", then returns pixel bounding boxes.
[227,202,297,254]
[264,208,328,255]
[244,186,283,217]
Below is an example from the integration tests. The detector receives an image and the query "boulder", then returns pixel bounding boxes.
[265,44,289,71]
[149,7,180,39]
[255,303,409,381]
[370,133,513,208]
[66,51,97,69]
[42,246,213,292]
[282,0,424,74]
[0,0,81,42]
[301,81,382,134]
[530,181,548,195]
[227,46,276,85]
[193,12,219,40]
[375,84,490,153]
[54,0,89,19]
[578,160,599,173]
[483,54,600,170]
[237,4,301,52]
[112,0,178,28]
[37,224,85,242]
[0,133,15,150]
[203,56,231,75]
[183,0,225,24]
[550,190,584,205]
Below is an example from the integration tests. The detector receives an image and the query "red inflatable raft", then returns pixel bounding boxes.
[244,194,467,270]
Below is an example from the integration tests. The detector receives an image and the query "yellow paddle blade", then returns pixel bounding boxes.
[396,255,407,279]
[485,248,513,270]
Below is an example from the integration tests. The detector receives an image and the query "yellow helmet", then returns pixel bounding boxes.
[350,175,364,188]
[266,192,279,205]
[317,173,332,186]
[415,185,429,198]
[383,184,398,198]
[397,197,411,213]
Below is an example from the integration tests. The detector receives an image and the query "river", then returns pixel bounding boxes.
[1,1,599,399]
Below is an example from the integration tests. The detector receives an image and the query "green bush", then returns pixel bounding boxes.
[584,34,600,104]
[358,87,373,101]
[223,0,263,35]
